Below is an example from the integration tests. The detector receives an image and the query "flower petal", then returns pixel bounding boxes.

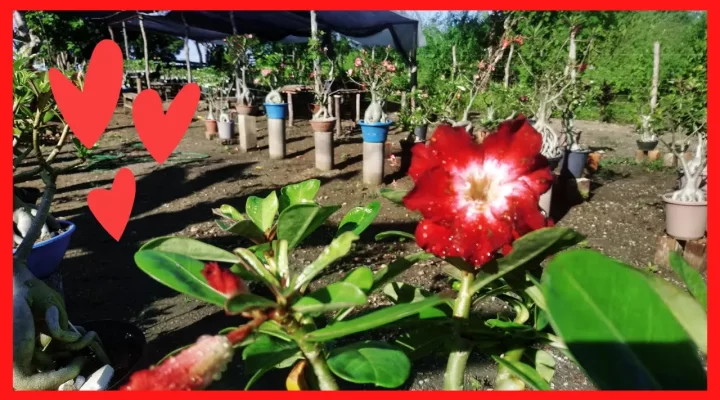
[408,143,439,181]
[482,116,545,180]
[415,220,459,259]
[403,166,456,224]
[427,124,479,167]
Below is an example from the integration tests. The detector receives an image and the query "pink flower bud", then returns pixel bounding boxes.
[122,335,234,390]
[355,57,362,67]
[347,69,353,77]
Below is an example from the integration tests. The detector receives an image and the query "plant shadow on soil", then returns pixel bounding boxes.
[58,163,362,324]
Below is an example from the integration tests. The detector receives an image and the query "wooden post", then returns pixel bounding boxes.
[181,13,192,83]
[355,92,361,123]
[122,21,130,59]
[195,41,204,65]
[138,14,151,89]
[504,43,514,88]
[650,41,661,114]
[334,95,341,137]
[287,92,294,127]
[135,76,142,94]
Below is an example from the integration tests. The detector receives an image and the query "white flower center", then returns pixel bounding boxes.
[454,160,515,221]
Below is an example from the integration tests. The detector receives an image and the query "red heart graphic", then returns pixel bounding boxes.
[49,39,124,148]
[87,167,136,241]
[133,83,201,164]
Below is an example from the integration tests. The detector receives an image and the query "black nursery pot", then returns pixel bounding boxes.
[76,320,147,390]
[636,139,659,151]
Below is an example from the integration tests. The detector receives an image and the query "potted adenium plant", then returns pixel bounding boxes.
[661,132,707,240]
[256,54,288,120]
[216,82,234,142]
[226,34,259,116]
[346,46,398,143]
[636,113,660,151]
[11,53,145,391]
[307,22,339,134]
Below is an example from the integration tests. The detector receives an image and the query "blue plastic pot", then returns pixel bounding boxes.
[561,149,591,179]
[13,220,75,279]
[264,103,288,120]
[359,120,393,143]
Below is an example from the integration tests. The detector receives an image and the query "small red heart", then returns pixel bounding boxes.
[49,40,123,148]
[88,167,136,241]
[133,84,201,164]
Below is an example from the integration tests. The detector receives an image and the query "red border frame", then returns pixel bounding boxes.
[5,2,714,396]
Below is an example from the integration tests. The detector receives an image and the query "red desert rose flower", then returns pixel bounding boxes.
[403,117,553,267]
[202,262,247,297]
[122,335,234,390]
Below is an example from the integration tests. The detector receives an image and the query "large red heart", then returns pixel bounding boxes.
[88,167,136,241]
[132,83,201,164]
[49,39,123,148]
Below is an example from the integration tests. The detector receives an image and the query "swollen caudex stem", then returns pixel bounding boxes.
[265,89,283,104]
[13,194,60,246]
[363,88,388,123]
[668,134,707,202]
[638,114,657,142]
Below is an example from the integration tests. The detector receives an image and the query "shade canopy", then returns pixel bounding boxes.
[69,10,422,60]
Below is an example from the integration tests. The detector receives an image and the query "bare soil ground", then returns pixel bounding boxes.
[17,108,692,390]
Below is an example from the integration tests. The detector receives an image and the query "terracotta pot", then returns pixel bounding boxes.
[310,118,336,133]
[205,120,218,134]
[236,104,257,116]
[663,193,707,240]
[587,152,602,173]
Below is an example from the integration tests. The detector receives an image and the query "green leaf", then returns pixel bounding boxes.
[291,282,367,314]
[382,282,430,304]
[246,191,278,233]
[275,240,290,283]
[293,232,359,292]
[279,179,321,211]
[645,274,707,354]
[225,293,278,315]
[374,230,416,242]
[668,251,707,311]
[492,356,551,390]
[327,341,411,388]
[543,249,707,390]
[336,200,381,237]
[217,204,244,221]
[134,250,226,307]
[534,349,556,383]
[342,266,374,293]
[216,219,266,243]
[470,227,586,294]
[234,247,281,290]
[140,236,240,264]
[305,296,449,342]
[371,251,433,293]
[277,203,341,249]
[395,327,452,360]
[379,188,407,205]
[242,335,301,389]
[485,319,533,331]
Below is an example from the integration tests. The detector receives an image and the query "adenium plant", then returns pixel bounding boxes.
[126,180,445,390]
[346,46,399,124]
[256,53,290,105]
[225,34,260,107]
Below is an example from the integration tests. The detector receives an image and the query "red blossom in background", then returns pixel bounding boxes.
[502,38,510,49]
[202,262,247,298]
[514,35,524,45]
[122,335,234,390]
[403,117,553,268]
[578,63,588,73]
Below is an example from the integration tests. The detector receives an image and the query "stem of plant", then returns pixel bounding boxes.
[296,338,338,390]
[444,271,475,390]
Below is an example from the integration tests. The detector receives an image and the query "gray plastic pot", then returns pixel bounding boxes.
[538,184,553,217]
[561,149,591,178]
[218,120,234,140]
[663,193,707,240]
[414,124,428,141]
